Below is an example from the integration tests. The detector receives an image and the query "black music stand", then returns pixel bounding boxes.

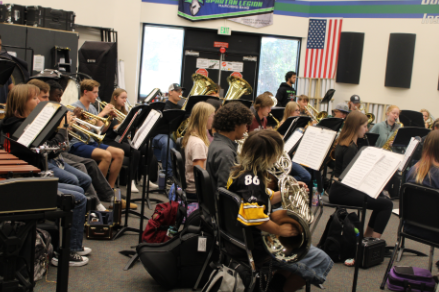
[278,116,311,139]
[321,89,336,112]
[116,105,150,136]
[393,127,431,148]
[358,133,379,149]
[399,110,425,127]
[185,95,219,116]
[267,107,285,128]
[223,99,253,109]
[0,59,16,85]
[318,117,344,132]
[112,108,160,241]
[149,102,166,112]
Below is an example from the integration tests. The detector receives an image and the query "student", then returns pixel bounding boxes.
[329,103,350,119]
[348,95,362,112]
[297,95,310,115]
[227,130,333,291]
[1,84,91,266]
[275,71,297,107]
[206,102,253,193]
[329,111,393,239]
[27,79,50,102]
[248,92,274,132]
[46,79,64,103]
[205,98,222,143]
[420,108,434,129]
[370,105,401,148]
[182,102,215,200]
[68,79,125,190]
[279,101,300,127]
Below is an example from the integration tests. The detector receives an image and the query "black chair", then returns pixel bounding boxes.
[170,148,193,202]
[217,187,259,291]
[380,183,439,289]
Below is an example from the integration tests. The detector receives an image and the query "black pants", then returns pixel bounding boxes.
[328,181,393,234]
[104,140,141,176]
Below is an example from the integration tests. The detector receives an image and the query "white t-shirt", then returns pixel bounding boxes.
[184,135,208,194]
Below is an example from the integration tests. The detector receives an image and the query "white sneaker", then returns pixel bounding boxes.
[149,181,159,190]
[96,203,107,211]
[76,247,92,256]
[131,181,139,193]
[51,253,89,267]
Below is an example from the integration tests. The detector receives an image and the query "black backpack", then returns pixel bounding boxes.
[317,208,360,262]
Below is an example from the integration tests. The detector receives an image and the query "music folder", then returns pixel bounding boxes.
[131,109,162,150]
[340,147,404,199]
[292,125,337,171]
[12,101,68,148]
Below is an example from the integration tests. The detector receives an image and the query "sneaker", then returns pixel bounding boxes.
[76,247,92,256]
[131,181,139,193]
[96,203,107,212]
[51,252,89,267]
[149,180,159,190]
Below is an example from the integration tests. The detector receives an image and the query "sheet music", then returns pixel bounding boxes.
[398,137,419,171]
[284,128,304,153]
[132,109,161,149]
[17,103,59,147]
[342,147,403,199]
[292,126,337,170]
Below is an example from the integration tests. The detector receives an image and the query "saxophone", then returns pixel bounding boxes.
[382,122,403,150]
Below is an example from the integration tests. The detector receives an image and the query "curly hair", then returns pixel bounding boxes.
[213,101,253,132]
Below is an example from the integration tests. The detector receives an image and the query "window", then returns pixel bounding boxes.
[139,25,184,98]
[257,37,300,97]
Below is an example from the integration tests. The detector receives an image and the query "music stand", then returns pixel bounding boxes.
[149,102,166,112]
[184,95,219,116]
[116,105,150,136]
[393,127,431,148]
[0,59,15,86]
[223,99,253,109]
[140,88,163,104]
[267,107,284,128]
[399,110,425,127]
[321,89,336,112]
[358,133,379,149]
[318,117,344,132]
[278,116,311,139]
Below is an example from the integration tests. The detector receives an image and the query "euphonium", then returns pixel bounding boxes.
[304,104,327,122]
[222,76,252,104]
[382,121,403,150]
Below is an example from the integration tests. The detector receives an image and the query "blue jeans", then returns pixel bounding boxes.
[58,183,87,252]
[272,245,333,285]
[152,134,175,177]
[291,162,312,186]
[49,161,92,192]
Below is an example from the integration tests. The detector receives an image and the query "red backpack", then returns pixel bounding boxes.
[142,201,185,243]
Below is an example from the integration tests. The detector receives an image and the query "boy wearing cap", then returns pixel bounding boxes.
[330,103,350,119]
[152,83,186,182]
[348,95,363,112]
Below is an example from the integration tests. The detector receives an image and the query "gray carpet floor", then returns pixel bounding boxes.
[34,185,438,292]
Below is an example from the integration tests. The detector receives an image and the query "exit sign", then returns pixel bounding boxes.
[218,26,231,36]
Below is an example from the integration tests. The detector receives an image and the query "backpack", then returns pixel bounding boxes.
[317,208,360,262]
[34,228,53,281]
[202,263,246,292]
[142,201,186,243]
[387,266,436,292]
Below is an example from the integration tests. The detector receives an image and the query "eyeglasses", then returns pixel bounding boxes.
[295,109,301,112]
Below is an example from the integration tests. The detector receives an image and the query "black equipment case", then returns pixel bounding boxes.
[137,226,216,289]
[26,6,75,31]
[85,194,121,240]
[0,4,25,24]
[361,237,386,269]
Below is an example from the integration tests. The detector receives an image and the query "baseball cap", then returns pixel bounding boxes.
[333,103,350,114]
[168,83,185,92]
[350,95,361,104]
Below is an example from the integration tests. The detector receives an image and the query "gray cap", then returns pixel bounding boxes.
[350,95,361,104]
[333,103,350,114]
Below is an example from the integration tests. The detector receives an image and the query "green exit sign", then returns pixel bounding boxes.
[218,26,231,36]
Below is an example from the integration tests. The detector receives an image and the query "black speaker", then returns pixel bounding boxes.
[336,32,365,84]
[385,33,416,89]
[78,41,117,102]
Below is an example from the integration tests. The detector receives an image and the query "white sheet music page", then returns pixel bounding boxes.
[292,126,337,170]
[398,137,419,171]
[284,129,304,153]
[342,147,384,191]
[17,103,59,147]
[132,109,161,150]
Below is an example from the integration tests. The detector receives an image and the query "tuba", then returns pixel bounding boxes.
[222,76,252,104]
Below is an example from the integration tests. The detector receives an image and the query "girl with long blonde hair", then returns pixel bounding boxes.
[182,102,215,199]
[279,101,300,127]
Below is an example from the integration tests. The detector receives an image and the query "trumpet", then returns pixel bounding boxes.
[304,104,328,122]
[126,99,134,111]
[98,101,126,123]
[66,118,106,144]
[65,105,112,128]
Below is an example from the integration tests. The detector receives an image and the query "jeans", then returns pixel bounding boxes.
[49,161,92,193]
[291,162,312,186]
[58,183,87,252]
[152,134,175,177]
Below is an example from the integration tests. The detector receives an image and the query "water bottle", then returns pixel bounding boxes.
[158,170,166,190]
[312,181,318,206]
[166,226,177,238]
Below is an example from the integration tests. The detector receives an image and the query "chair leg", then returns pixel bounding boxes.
[193,245,214,290]
[396,236,405,262]
[306,281,311,292]
[380,236,403,290]
[428,246,434,272]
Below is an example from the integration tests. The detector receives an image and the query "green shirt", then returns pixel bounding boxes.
[369,121,401,148]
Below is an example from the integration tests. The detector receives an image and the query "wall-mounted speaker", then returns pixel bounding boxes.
[336,32,365,84]
[385,33,416,89]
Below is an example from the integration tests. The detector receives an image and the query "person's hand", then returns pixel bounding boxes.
[66,111,75,125]
[298,181,309,192]
[389,140,393,147]
[73,107,83,118]
[102,104,115,116]
[279,223,299,237]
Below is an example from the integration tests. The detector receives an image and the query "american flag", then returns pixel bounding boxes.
[303,18,343,79]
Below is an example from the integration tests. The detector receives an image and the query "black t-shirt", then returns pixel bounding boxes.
[334,142,358,178]
[164,100,182,110]
[275,82,296,107]
[226,171,274,264]
[103,118,120,143]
